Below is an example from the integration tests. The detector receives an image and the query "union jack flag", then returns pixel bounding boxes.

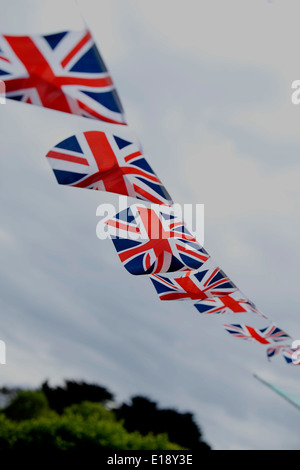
[194,292,261,315]
[266,344,287,361]
[224,323,291,345]
[0,29,125,123]
[105,203,209,275]
[46,130,172,205]
[150,260,236,300]
[281,347,300,365]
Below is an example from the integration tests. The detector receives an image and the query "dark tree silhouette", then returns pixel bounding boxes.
[0,381,212,449]
[41,380,114,414]
[115,396,210,450]
[3,391,49,421]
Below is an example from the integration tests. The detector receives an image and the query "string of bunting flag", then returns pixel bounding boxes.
[0,23,298,366]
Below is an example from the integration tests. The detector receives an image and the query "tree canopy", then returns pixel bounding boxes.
[0,380,211,451]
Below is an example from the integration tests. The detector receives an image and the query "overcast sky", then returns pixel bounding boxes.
[0,0,299,450]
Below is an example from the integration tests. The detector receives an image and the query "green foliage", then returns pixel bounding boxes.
[0,381,211,450]
[0,399,183,451]
[64,401,116,422]
[3,390,52,421]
